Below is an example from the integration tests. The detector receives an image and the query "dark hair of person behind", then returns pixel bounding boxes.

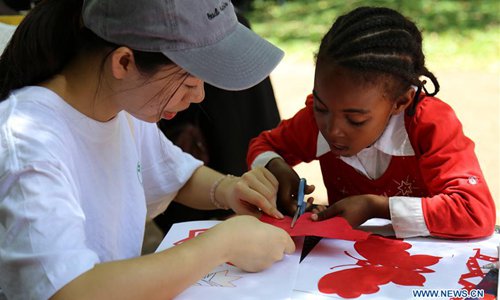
[316,6,440,109]
[0,0,173,101]
[3,0,33,11]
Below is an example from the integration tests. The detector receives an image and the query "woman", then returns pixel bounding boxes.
[0,0,294,299]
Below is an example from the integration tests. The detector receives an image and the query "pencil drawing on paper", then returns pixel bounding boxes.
[196,269,242,287]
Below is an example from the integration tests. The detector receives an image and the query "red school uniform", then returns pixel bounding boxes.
[247,94,495,239]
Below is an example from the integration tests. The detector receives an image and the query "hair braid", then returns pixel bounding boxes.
[316,6,440,100]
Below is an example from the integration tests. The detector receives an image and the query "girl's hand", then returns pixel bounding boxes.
[210,215,296,272]
[265,158,315,216]
[311,194,390,228]
[217,167,283,219]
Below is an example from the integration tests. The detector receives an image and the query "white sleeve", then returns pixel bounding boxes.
[251,151,283,169]
[137,123,203,219]
[389,196,431,238]
[0,161,100,300]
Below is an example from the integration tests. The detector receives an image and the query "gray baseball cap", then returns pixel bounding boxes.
[82,0,284,91]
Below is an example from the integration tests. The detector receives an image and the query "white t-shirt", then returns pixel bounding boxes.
[0,86,203,299]
[0,22,15,54]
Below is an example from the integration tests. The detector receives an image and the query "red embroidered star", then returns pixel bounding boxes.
[394,177,414,196]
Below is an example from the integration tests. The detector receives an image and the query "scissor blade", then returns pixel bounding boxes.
[290,209,300,228]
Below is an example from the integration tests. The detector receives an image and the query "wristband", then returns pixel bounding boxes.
[209,174,234,210]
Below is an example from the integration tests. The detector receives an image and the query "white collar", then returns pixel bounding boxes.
[316,112,415,157]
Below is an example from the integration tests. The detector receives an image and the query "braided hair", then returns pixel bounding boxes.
[316,6,440,115]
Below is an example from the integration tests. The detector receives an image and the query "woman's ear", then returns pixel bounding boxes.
[109,47,137,80]
[393,87,416,114]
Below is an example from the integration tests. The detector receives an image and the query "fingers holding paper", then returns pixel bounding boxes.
[219,167,283,219]
[311,194,390,228]
[213,216,295,272]
[264,158,315,216]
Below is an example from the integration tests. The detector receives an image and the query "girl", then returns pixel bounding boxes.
[0,0,294,299]
[247,6,495,240]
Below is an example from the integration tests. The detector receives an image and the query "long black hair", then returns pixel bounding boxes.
[316,6,440,113]
[0,0,173,101]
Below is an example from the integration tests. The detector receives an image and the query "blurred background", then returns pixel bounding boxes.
[243,0,500,217]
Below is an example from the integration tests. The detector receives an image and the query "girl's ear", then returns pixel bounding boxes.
[109,47,137,80]
[393,87,416,114]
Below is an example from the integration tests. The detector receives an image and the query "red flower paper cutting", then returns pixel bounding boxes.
[318,235,441,298]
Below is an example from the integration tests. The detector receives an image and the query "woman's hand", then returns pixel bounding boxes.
[210,215,296,272]
[311,194,390,228]
[216,167,283,219]
[51,215,295,300]
[265,158,315,216]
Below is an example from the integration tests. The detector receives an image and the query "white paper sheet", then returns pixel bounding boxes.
[293,234,499,299]
[156,220,499,299]
[156,220,304,300]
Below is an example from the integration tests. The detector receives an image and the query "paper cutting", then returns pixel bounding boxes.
[318,235,441,298]
[260,212,369,241]
[295,232,500,299]
[457,248,498,291]
[174,228,209,245]
[155,219,500,299]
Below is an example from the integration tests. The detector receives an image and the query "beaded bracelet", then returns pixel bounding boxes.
[209,174,234,210]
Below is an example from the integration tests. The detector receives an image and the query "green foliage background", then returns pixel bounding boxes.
[246,0,499,71]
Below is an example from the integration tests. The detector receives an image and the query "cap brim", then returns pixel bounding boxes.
[163,24,284,91]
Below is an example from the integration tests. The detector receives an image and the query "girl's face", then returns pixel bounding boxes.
[117,64,205,123]
[313,65,400,157]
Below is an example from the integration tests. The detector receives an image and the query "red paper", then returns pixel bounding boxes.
[318,235,441,298]
[457,248,498,290]
[260,212,369,241]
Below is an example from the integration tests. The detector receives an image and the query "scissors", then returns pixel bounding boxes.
[290,178,306,228]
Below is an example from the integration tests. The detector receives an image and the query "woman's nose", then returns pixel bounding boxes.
[191,79,205,103]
